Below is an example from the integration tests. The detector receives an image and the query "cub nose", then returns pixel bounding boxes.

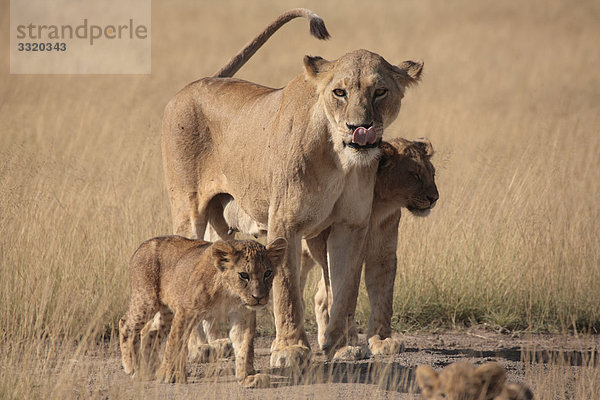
[346,122,373,131]
[252,294,264,302]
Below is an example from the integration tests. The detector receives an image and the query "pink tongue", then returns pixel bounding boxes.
[352,126,377,146]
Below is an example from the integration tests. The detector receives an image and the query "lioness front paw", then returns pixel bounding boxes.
[269,344,311,369]
[187,344,217,363]
[332,345,371,361]
[368,335,405,356]
[240,373,271,389]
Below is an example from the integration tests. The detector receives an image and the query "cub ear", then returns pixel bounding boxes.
[415,365,439,396]
[211,241,237,272]
[475,362,506,399]
[504,382,534,400]
[304,55,331,78]
[266,237,288,267]
[413,137,434,157]
[392,59,424,88]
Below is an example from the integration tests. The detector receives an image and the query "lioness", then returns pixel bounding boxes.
[416,362,534,400]
[300,136,438,357]
[162,8,423,366]
[119,236,287,387]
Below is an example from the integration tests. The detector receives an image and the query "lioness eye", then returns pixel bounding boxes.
[412,173,422,183]
[374,88,387,98]
[238,272,250,281]
[264,270,272,279]
[333,89,346,97]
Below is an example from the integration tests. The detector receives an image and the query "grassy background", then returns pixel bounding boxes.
[1,0,599,398]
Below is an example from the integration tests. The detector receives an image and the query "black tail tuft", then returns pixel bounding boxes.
[310,17,331,40]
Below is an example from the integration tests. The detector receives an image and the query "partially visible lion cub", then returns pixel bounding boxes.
[416,361,534,400]
[119,236,287,387]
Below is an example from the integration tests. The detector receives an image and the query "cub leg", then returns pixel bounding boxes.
[156,309,197,383]
[119,298,160,376]
[229,307,270,388]
[364,211,404,355]
[140,306,174,377]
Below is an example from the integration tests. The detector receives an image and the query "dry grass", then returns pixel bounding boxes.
[1,0,599,398]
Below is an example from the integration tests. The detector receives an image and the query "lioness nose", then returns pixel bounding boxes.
[346,122,373,131]
[428,194,439,204]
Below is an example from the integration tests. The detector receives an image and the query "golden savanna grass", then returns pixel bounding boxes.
[1,0,599,398]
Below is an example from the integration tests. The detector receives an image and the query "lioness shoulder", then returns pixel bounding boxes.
[119,235,286,387]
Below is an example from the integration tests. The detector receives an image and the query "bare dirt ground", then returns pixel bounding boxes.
[76,330,598,399]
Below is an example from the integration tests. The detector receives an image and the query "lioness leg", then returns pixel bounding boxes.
[364,212,403,355]
[267,231,311,368]
[323,223,370,359]
[229,307,270,388]
[303,232,331,350]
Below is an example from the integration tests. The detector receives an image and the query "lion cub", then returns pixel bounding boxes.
[119,236,287,387]
[416,361,534,400]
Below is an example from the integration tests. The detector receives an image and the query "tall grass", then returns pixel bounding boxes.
[1,0,599,398]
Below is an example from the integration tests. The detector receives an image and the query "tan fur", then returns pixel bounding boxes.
[416,362,534,400]
[118,236,286,387]
[161,8,423,367]
[300,137,438,356]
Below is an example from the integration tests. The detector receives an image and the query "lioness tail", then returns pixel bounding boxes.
[213,8,330,78]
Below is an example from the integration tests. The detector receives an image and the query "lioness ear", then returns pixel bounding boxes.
[414,137,434,157]
[415,365,439,395]
[266,237,287,267]
[475,363,506,399]
[392,59,424,88]
[304,55,331,78]
[211,241,237,272]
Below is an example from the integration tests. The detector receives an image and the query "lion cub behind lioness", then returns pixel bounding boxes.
[119,236,287,387]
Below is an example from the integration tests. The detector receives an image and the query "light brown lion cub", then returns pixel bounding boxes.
[416,361,534,400]
[119,236,287,387]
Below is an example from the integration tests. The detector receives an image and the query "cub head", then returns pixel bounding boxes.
[416,362,508,400]
[304,49,423,167]
[376,137,438,216]
[211,238,287,310]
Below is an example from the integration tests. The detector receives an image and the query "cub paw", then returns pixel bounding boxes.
[368,335,405,356]
[187,344,217,363]
[210,338,234,358]
[241,373,271,389]
[332,345,371,361]
[269,345,311,369]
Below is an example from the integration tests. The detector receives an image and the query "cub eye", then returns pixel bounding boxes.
[333,88,346,97]
[374,88,388,98]
[264,270,272,279]
[238,272,250,281]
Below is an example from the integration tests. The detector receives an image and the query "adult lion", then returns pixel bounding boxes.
[161,8,423,367]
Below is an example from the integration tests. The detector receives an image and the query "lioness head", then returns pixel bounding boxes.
[211,238,287,310]
[376,137,438,216]
[416,362,533,400]
[304,49,423,167]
